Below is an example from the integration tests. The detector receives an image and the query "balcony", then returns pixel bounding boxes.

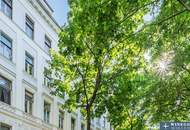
[0,101,53,129]
[42,121,53,130]
[0,101,16,114]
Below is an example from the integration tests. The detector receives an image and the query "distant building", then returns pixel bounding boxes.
[0,0,112,130]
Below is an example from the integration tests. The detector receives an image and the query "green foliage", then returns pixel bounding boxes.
[50,0,190,129]
[50,0,155,129]
[103,0,190,129]
[140,0,190,125]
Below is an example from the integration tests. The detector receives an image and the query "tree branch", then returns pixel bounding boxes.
[118,0,159,26]
[155,9,187,25]
[110,9,187,52]
[177,0,190,11]
[89,65,103,107]
[105,47,142,84]
[84,41,96,57]
[181,64,190,74]
[76,64,89,104]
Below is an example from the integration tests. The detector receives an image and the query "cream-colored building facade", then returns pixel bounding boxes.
[0,0,112,130]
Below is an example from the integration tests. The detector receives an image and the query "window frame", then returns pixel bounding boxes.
[44,35,51,53]
[25,90,34,115]
[25,15,34,39]
[58,110,64,129]
[103,116,106,128]
[71,117,76,130]
[0,31,12,60]
[44,101,51,124]
[25,52,34,76]
[44,67,51,87]
[0,75,11,105]
[1,0,12,19]
[81,123,85,130]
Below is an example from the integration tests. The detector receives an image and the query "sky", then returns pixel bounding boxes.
[46,0,69,26]
[46,1,159,26]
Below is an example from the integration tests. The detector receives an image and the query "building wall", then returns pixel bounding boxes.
[0,0,112,130]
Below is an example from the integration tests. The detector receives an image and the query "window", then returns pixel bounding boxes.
[0,75,11,105]
[25,52,34,76]
[25,15,34,39]
[110,126,113,130]
[1,0,12,18]
[103,116,106,127]
[59,110,64,129]
[0,32,12,60]
[71,118,75,130]
[81,124,85,130]
[25,90,33,114]
[44,68,51,87]
[44,101,50,123]
[0,123,11,130]
[44,35,51,53]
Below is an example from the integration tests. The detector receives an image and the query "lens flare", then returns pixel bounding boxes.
[154,51,174,75]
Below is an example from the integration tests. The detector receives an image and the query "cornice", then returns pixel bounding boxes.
[28,0,61,33]
[41,0,54,13]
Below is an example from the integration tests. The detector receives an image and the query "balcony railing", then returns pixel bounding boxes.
[0,101,53,130]
[0,101,16,113]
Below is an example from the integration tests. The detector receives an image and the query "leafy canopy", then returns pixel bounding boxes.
[50,0,153,120]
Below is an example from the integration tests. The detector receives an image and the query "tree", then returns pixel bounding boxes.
[49,0,158,129]
[99,0,190,129]
[139,0,190,125]
[107,71,152,130]
[49,0,190,129]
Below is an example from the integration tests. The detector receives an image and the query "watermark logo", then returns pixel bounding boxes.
[163,123,169,129]
[160,122,190,130]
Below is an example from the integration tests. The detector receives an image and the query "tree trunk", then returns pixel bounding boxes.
[87,107,91,130]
